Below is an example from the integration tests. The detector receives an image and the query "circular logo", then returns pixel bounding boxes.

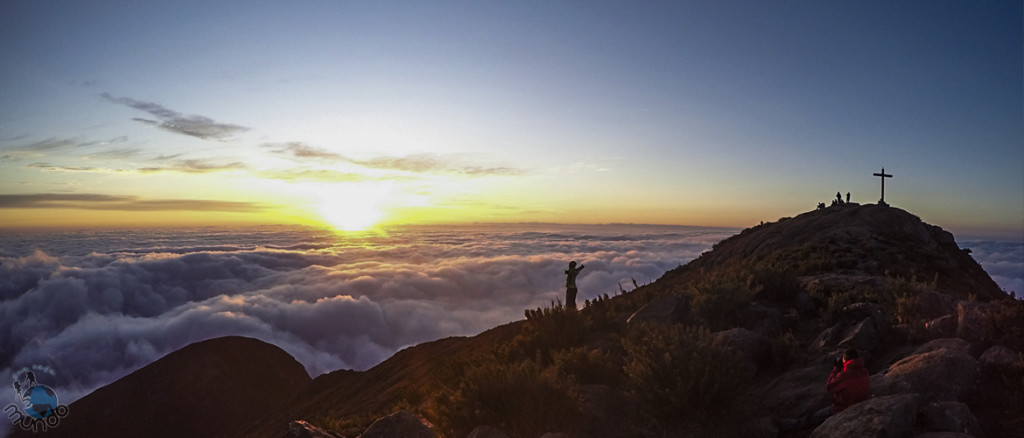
[6,366,69,432]
[22,384,58,419]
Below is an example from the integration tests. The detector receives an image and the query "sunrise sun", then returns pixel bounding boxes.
[315,184,389,232]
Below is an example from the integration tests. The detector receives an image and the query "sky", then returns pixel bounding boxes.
[0,1,1021,236]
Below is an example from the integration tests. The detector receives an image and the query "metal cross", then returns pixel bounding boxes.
[873,167,893,205]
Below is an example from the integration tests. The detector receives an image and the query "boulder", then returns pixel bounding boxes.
[760,362,833,417]
[911,292,956,321]
[738,302,783,335]
[842,303,889,333]
[914,338,972,356]
[714,328,772,371]
[917,401,983,436]
[794,291,816,315]
[626,293,688,325]
[815,317,879,354]
[975,345,1024,438]
[286,420,340,438]
[359,411,436,438]
[979,345,1024,373]
[911,433,977,438]
[956,301,996,344]
[838,317,879,352]
[923,315,957,339]
[742,416,780,438]
[871,339,979,402]
[576,384,636,438]
[814,321,848,351]
[810,394,918,438]
[466,425,512,438]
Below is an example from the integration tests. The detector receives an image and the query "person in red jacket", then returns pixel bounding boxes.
[777,348,870,431]
[826,348,871,412]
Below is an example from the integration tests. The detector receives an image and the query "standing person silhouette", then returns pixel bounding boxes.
[564,261,585,310]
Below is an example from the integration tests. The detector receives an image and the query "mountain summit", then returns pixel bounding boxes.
[677,204,1001,301]
[17,205,1021,438]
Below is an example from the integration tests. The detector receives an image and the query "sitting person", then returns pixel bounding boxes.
[778,348,870,431]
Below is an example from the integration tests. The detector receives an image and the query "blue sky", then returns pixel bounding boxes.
[0,1,1021,236]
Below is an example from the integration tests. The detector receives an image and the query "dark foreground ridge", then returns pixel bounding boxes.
[17,205,1023,438]
[15,336,310,438]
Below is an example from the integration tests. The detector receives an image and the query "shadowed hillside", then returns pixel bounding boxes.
[11,336,310,438]
[21,205,1022,438]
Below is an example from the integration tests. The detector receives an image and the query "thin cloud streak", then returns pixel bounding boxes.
[264,142,344,161]
[264,142,525,177]
[356,153,525,176]
[0,193,265,212]
[137,158,247,174]
[101,93,250,141]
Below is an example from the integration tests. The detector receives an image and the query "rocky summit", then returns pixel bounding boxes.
[20,205,1023,438]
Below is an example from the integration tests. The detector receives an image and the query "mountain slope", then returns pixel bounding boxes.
[13,336,310,438]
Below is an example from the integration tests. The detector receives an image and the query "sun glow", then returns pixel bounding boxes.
[315,184,390,231]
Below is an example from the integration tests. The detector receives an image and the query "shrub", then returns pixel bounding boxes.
[980,298,1024,351]
[748,266,802,304]
[441,359,580,438]
[552,346,623,386]
[819,290,854,323]
[688,278,755,329]
[511,300,587,364]
[582,292,626,333]
[622,322,749,426]
[771,331,801,367]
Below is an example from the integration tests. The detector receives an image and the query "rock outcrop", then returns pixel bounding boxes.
[811,394,919,438]
[358,410,436,438]
[872,338,980,402]
[286,420,340,438]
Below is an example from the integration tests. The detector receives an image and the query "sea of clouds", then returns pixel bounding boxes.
[0,224,1020,410]
[0,224,734,405]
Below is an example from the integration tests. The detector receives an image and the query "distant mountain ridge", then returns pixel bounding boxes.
[16,204,1020,438]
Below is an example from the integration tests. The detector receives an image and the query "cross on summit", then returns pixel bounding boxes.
[873,167,893,206]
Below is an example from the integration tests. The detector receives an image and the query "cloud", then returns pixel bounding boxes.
[27,163,102,172]
[261,143,525,178]
[82,147,143,160]
[101,93,249,141]
[0,137,78,161]
[257,169,371,183]
[0,225,737,405]
[961,238,1024,296]
[264,142,344,161]
[2,135,139,165]
[0,193,265,212]
[24,157,242,175]
[356,153,525,176]
[137,158,247,174]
